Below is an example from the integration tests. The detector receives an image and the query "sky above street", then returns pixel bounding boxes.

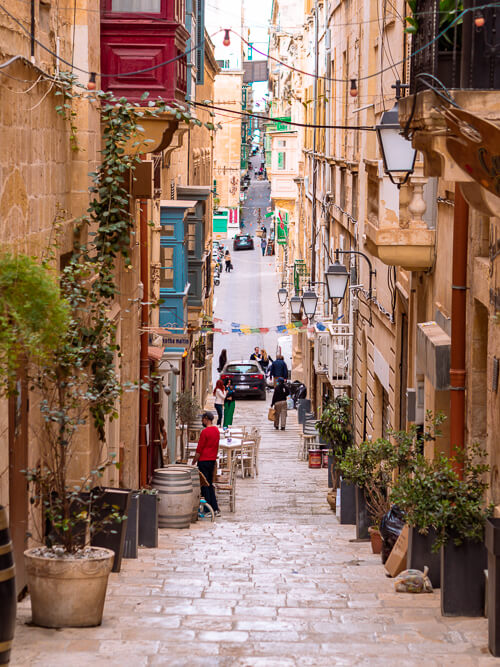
[207,0,272,109]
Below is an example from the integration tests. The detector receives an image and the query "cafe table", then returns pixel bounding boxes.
[218,436,243,470]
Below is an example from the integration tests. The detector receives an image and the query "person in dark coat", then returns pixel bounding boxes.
[271,378,290,430]
[217,348,227,373]
[269,354,288,384]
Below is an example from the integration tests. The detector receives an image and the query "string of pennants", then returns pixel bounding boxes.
[197,317,330,335]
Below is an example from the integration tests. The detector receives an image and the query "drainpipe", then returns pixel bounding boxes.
[449,184,469,476]
[139,199,149,487]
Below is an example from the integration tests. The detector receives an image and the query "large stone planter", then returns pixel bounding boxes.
[407,527,441,589]
[441,536,486,617]
[24,547,114,628]
[355,486,371,540]
[340,480,356,525]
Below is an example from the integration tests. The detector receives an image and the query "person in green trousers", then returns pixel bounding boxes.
[223,380,236,427]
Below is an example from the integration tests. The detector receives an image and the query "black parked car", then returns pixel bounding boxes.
[233,234,254,251]
[220,360,267,400]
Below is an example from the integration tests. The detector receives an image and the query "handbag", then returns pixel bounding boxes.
[286,397,294,410]
[267,407,276,421]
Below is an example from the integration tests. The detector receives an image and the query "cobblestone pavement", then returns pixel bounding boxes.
[11,400,496,666]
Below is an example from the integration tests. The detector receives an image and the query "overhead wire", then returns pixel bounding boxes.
[233,2,500,83]
[190,100,376,131]
[1,2,498,89]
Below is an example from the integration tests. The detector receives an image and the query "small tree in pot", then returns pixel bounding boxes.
[316,394,352,490]
[391,443,492,611]
[338,422,422,545]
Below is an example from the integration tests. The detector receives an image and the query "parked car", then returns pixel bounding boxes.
[220,360,267,400]
[233,234,254,251]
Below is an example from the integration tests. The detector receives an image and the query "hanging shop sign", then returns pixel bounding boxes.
[160,333,190,347]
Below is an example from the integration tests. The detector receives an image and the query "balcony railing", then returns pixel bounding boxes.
[410,0,500,93]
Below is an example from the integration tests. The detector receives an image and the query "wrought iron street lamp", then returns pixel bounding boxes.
[277,286,288,306]
[301,289,318,320]
[290,294,302,317]
[376,101,416,187]
[324,260,349,300]
[331,249,376,301]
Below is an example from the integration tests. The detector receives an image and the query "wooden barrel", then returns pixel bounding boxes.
[0,506,16,666]
[152,469,192,529]
[308,449,322,469]
[162,465,200,523]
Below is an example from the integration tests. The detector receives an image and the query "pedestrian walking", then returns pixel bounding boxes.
[260,236,267,256]
[225,250,232,273]
[269,354,289,384]
[250,346,262,363]
[213,379,226,426]
[192,412,220,516]
[223,380,236,427]
[260,349,272,374]
[217,348,227,373]
[271,378,290,430]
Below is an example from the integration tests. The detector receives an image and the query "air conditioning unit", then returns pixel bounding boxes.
[314,333,329,374]
[406,382,424,424]
[330,343,346,379]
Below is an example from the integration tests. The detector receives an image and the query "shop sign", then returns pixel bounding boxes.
[161,334,190,347]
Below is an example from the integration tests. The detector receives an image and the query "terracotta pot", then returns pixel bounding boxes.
[368,527,382,554]
[326,493,336,511]
[24,547,114,628]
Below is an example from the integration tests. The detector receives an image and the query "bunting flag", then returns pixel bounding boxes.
[265,212,274,218]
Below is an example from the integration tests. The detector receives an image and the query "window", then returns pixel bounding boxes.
[187,222,196,255]
[352,173,358,220]
[224,364,260,374]
[111,0,160,11]
[277,151,286,170]
[163,224,175,237]
[159,246,174,289]
[277,140,287,147]
[367,171,379,223]
[339,168,346,209]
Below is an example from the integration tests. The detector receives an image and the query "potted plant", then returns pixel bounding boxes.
[316,395,354,523]
[391,443,492,609]
[339,426,415,542]
[22,249,127,625]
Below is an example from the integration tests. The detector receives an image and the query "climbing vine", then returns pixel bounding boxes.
[21,74,220,553]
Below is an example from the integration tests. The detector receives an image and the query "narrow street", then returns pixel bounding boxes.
[212,156,281,378]
[11,401,494,666]
[10,170,493,666]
